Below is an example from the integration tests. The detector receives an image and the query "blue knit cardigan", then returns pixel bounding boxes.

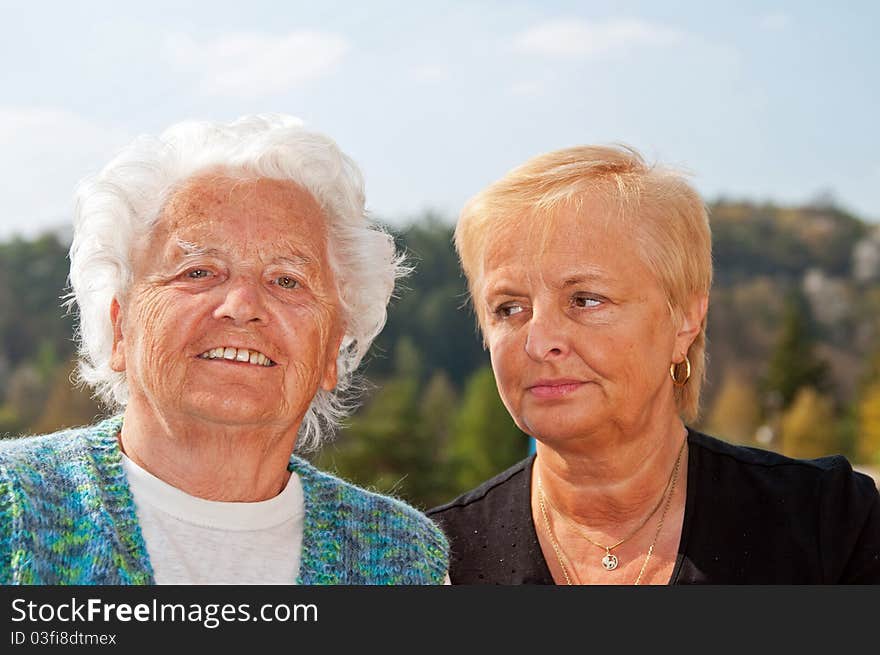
[0,416,448,585]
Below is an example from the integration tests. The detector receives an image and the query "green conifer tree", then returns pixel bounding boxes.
[762,292,829,410]
[446,366,529,496]
[314,337,442,507]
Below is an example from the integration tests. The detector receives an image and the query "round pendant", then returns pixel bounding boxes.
[601,553,619,571]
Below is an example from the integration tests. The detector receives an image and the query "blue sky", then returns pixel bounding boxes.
[1,0,877,239]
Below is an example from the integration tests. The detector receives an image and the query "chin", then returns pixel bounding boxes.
[189,408,278,428]
[520,413,604,445]
[179,392,287,427]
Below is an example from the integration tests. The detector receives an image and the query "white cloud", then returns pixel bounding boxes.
[0,108,130,239]
[163,31,350,97]
[516,18,683,59]
[758,12,791,31]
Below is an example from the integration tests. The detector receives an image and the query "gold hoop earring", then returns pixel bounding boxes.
[670,356,691,387]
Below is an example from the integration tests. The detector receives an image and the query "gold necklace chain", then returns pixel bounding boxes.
[632,443,684,585]
[537,438,686,585]
[538,480,576,584]
[537,438,686,571]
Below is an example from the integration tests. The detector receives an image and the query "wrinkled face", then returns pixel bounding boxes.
[476,200,696,444]
[111,174,343,431]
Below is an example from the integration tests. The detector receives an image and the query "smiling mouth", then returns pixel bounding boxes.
[197,347,275,367]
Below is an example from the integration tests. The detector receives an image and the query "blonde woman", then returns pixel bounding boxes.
[428,145,880,584]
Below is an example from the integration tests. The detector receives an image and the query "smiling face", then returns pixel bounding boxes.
[476,197,702,445]
[110,173,343,432]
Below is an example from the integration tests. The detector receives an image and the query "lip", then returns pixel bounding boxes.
[526,379,585,399]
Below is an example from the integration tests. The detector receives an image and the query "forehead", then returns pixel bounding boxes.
[480,196,639,276]
[162,173,322,231]
[147,173,329,260]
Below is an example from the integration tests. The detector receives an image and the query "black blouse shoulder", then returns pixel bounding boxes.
[428,430,880,584]
[427,455,553,584]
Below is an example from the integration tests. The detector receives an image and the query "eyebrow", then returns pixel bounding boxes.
[174,239,313,267]
[176,239,218,256]
[483,269,609,294]
[561,273,607,288]
[275,255,313,268]
[482,284,520,299]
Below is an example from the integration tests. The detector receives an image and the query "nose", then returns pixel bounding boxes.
[213,277,269,326]
[524,307,570,361]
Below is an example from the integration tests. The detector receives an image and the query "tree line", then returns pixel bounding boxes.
[1,200,879,508]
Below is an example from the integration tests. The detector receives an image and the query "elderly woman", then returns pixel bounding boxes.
[0,115,448,585]
[428,145,880,584]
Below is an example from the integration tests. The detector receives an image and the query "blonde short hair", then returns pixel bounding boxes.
[454,144,712,423]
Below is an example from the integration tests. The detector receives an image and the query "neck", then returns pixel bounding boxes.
[533,412,688,531]
[118,399,298,502]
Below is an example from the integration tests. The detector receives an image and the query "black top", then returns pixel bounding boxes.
[427,429,880,584]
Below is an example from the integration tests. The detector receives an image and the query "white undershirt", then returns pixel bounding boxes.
[122,454,304,584]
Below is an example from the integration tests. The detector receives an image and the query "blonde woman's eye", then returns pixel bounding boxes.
[495,303,524,318]
[573,295,601,308]
[276,276,299,289]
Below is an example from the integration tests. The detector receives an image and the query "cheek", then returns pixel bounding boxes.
[614,319,677,387]
[641,312,677,361]
[128,293,192,378]
[488,336,524,396]
[313,306,340,356]
[280,305,339,376]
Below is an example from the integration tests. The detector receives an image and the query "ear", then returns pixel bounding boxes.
[110,297,127,372]
[320,330,346,391]
[673,293,708,361]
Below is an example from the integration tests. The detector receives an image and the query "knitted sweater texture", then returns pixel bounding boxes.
[0,416,448,585]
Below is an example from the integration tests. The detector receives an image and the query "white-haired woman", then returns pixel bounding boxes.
[428,145,880,584]
[0,114,448,585]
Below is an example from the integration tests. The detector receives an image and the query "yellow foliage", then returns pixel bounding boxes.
[780,387,839,459]
[705,373,762,444]
[857,383,880,467]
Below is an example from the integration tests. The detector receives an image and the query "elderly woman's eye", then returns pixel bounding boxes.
[275,275,299,289]
[187,269,212,279]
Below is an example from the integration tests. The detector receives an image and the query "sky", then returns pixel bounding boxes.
[0,0,878,240]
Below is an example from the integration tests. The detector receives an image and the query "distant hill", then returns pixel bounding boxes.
[704,201,879,411]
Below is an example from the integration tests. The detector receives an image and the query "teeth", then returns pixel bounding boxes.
[198,347,274,366]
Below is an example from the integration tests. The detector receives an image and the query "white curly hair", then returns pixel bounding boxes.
[67,114,406,451]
